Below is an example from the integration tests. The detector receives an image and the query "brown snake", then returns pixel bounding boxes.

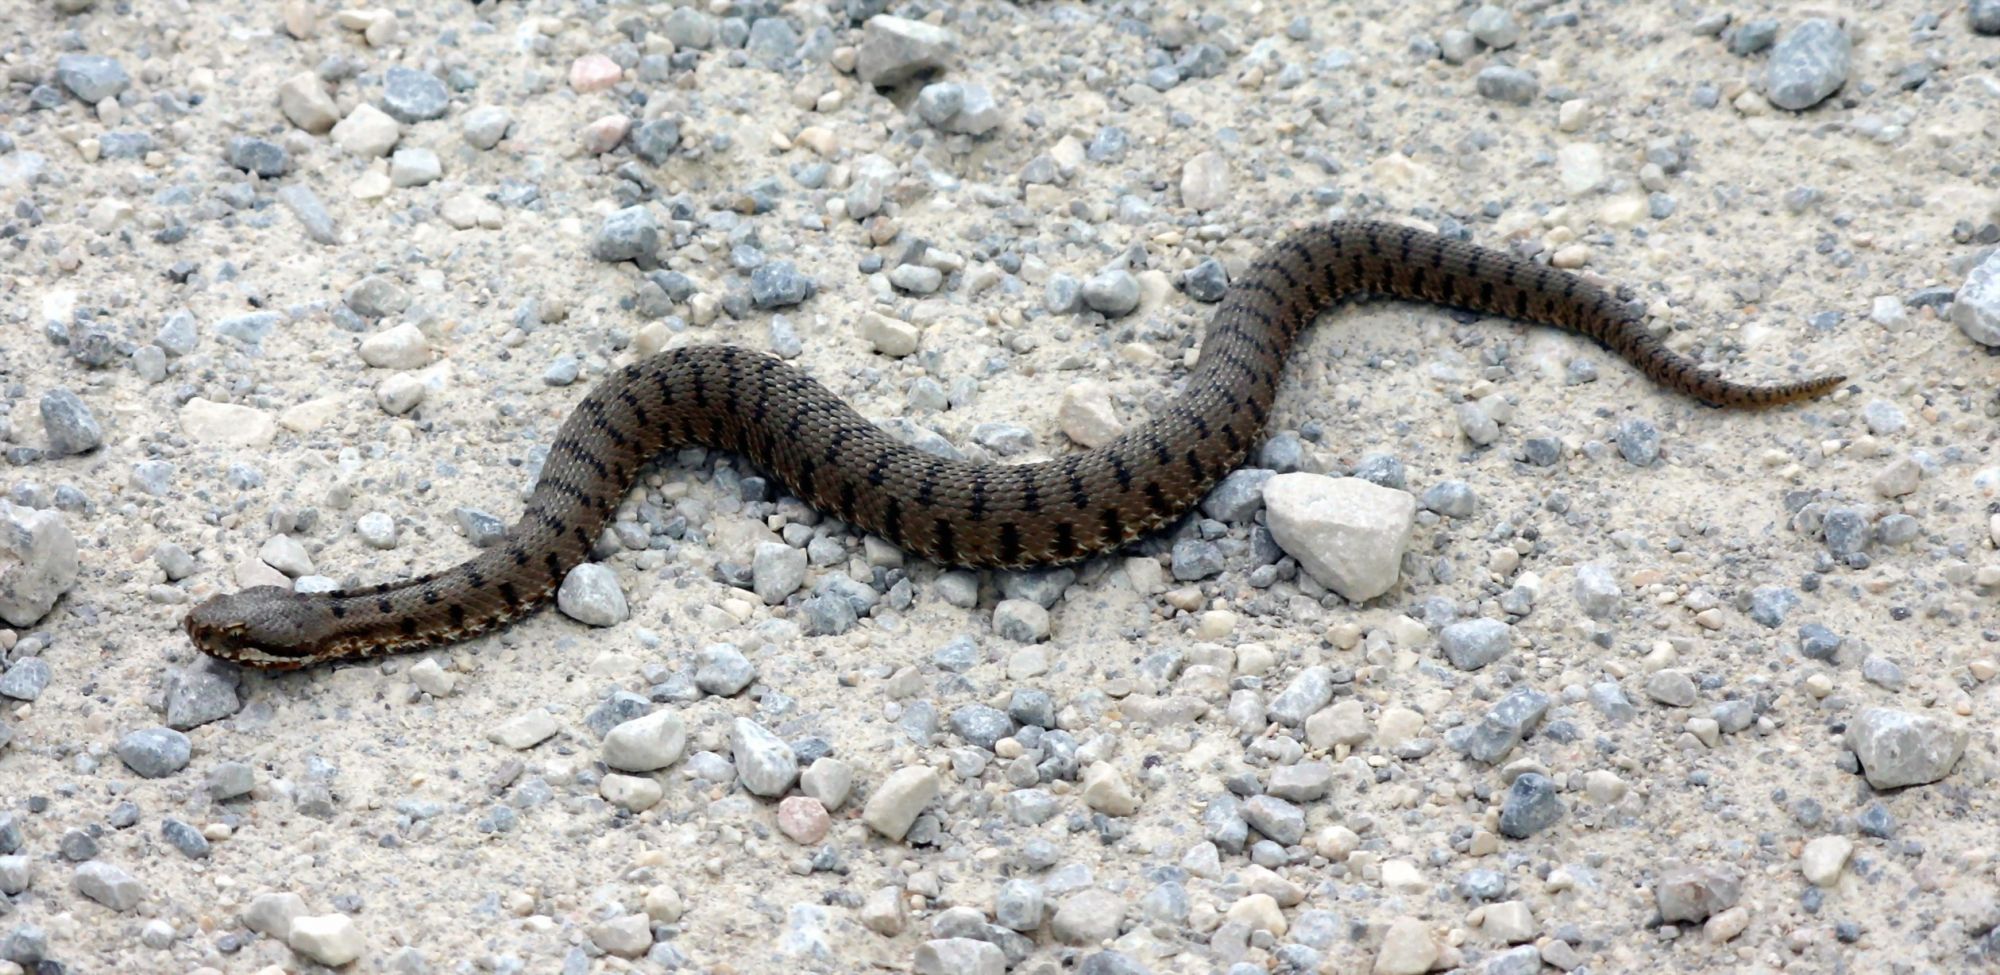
[185,220,1843,669]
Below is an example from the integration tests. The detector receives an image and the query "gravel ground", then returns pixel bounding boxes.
[2,1,1999,973]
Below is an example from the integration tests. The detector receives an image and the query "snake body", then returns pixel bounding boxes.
[184,221,1842,669]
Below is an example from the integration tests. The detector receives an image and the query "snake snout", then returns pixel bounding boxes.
[183,587,331,668]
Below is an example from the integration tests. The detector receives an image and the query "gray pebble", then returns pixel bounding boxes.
[389,147,442,187]
[1616,418,1660,466]
[161,818,210,859]
[916,82,964,126]
[1467,5,1519,48]
[753,542,808,604]
[207,761,254,800]
[1044,274,1082,313]
[165,661,241,730]
[1645,669,1697,707]
[542,354,580,387]
[556,563,628,626]
[1821,507,1871,557]
[1439,617,1510,670]
[993,599,1050,643]
[155,311,198,356]
[1571,564,1620,619]
[215,312,281,344]
[1748,585,1799,628]
[890,263,944,294]
[591,206,660,263]
[1241,795,1305,846]
[1420,480,1477,518]
[455,507,506,547]
[1656,864,1741,923]
[1266,666,1332,726]
[74,861,145,912]
[751,261,816,308]
[40,389,103,455]
[1728,18,1780,56]
[1474,66,1539,105]
[1861,655,1904,690]
[1201,469,1274,523]
[1257,432,1305,473]
[1082,269,1140,316]
[1497,773,1561,838]
[276,184,337,245]
[1798,623,1843,662]
[745,17,799,68]
[949,705,1015,750]
[1977,0,2000,34]
[225,137,290,177]
[462,106,514,149]
[995,879,1044,932]
[932,635,978,672]
[631,118,681,164]
[2,923,45,964]
[1170,539,1224,581]
[663,7,716,48]
[1847,707,1964,789]
[0,659,51,701]
[729,717,797,797]
[1352,452,1406,489]
[696,643,756,696]
[1711,699,1755,734]
[1765,19,1849,111]
[1447,687,1549,764]
[115,726,191,778]
[381,66,450,122]
[54,54,129,103]
[59,828,97,861]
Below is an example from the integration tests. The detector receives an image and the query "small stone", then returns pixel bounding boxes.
[777,796,831,844]
[1263,474,1416,601]
[994,599,1051,643]
[279,72,339,132]
[381,66,449,122]
[244,891,308,938]
[600,774,663,812]
[1082,269,1141,316]
[277,184,338,244]
[753,542,808,604]
[1081,761,1140,816]
[74,861,144,912]
[569,53,624,93]
[1467,5,1519,48]
[1846,707,1965,789]
[115,726,191,778]
[730,717,798,797]
[1765,19,1850,111]
[0,502,80,627]
[164,661,241,730]
[1242,795,1305,845]
[591,913,652,959]
[1180,151,1230,212]
[207,761,255,800]
[1800,835,1852,887]
[488,709,559,749]
[695,643,756,696]
[39,389,102,455]
[602,710,686,772]
[225,136,290,177]
[856,15,958,88]
[289,914,365,966]
[1373,917,1439,975]
[751,262,817,308]
[330,103,401,157]
[1655,864,1742,923]
[801,757,854,809]
[592,205,659,264]
[462,106,513,149]
[1051,888,1124,945]
[1439,617,1510,671]
[1266,666,1332,726]
[55,54,129,103]
[863,765,939,841]
[632,117,681,164]
[1475,65,1539,104]
[862,886,908,935]
[557,563,628,626]
[1497,773,1562,838]
[389,147,442,187]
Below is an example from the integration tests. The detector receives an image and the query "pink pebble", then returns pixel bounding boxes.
[777,796,830,844]
[569,54,624,93]
[580,114,632,154]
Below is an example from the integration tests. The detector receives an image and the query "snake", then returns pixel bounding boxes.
[183,220,1843,669]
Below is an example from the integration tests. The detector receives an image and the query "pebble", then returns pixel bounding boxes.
[279,72,339,133]
[600,774,662,812]
[1051,888,1124,945]
[389,147,442,187]
[1439,617,1511,670]
[730,717,798,797]
[289,914,365,966]
[39,388,102,455]
[381,66,449,122]
[1474,66,1538,104]
[1449,687,1549,764]
[856,15,958,87]
[1266,666,1332,726]
[462,106,513,149]
[556,563,628,626]
[488,709,559,750]
[1497,773,1562,838]
[73,861,144,912]
[0,502,79,628]
[1262,474,1415,601]
[115,726,191,778]
[1765,19,1850,111]
[1953,251,2000,347]
[1467,5,1518,48]
[1846,707,1965,788]
[277,184,338,244]
[777,796,831,844]
[331,103,401,157]
[994,599,1051,642]
[569,54,623,93]
[226,137,290,177]
[753,541,808,604]
[801,757,854,809]
[1655,864,1741,923]
[1080,762,1141,816]
[1201,469,1275,523]
[1179,151,1230,212]
[1058,380,1123,447]
[751,262,817,308]
[1374,917,1439,975]
[54,54,129,103]
[696,643,756,695]
[863,765,939,841]
[1082,269,1140,316]
[1977,0,2000,34]
[914,937,1005,975]
[1801,835,1852,887]
[165,661,241,730]
[602,710,686,772]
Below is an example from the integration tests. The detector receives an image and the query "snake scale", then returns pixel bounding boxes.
[185,220,1842,669]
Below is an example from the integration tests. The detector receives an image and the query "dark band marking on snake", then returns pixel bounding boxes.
[183,221,1844,669]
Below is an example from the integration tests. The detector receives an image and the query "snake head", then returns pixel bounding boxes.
[183,587,329,670]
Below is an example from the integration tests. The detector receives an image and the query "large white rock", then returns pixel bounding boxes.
[1262,474,1415,601]
[0,502,78,627]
